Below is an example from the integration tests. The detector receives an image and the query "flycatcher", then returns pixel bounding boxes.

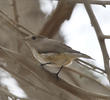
[24,35,92,76]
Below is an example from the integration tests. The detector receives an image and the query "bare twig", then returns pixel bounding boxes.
[58,0,110,6]
[11,0,19,24]
[17,24,34,35]
[77,61,105,74]
[71,0,110,6]
[103,35,110,39]
[0,10,33,36]
[83,0,110,83]
[76,59,106,74]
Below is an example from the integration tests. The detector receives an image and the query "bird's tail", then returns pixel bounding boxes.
[79,53,92,59]
[71,52,92,59]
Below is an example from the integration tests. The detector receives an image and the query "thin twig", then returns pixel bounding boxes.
[64,0,110,6]
[11,0,34,35]
[77,61,105,74]
[80,0,110,5]
[11,0,19,24]
[0,10,34,35]
[76,59,106,74]
[83,0,110,84]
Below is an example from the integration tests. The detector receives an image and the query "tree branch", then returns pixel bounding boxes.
[0,10,33,36]
[76,59,106,74]
[11,0,19,24]
[103,35,110,39]
[0,46,110,100]
[83,0,110,84]
[59,0,110,6]
[39,0,76,38]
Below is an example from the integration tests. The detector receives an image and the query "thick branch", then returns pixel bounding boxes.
[40,0,76,38]
[0,46,110,100]
[83,0,110,83]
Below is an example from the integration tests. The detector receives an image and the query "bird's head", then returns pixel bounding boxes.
[23,35,47,47]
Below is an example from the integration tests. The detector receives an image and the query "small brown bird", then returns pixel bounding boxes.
[25,35,91,76]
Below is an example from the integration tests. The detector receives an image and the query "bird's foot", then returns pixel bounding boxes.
[55,65,64,79]
[55,72,59,79]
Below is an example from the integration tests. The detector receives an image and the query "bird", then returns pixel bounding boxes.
[24,35,92,77]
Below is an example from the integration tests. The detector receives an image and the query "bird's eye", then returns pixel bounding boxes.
[32,36,36,40]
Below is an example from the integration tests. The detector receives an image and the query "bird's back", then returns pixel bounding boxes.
[34,38,80,54]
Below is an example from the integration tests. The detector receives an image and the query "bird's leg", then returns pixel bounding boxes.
[56,65,64,78]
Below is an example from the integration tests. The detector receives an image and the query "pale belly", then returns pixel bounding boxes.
[41,53,75,66]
